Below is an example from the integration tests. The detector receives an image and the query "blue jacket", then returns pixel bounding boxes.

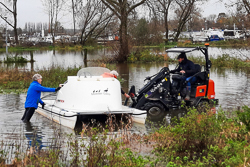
[25,81,56,109]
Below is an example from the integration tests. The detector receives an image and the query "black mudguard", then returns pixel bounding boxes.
[142,98,169,111]
[193,97,218,107]
[193,97,208,107]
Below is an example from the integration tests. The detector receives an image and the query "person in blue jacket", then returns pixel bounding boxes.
[21,74,61,122]
[170,52,197,100]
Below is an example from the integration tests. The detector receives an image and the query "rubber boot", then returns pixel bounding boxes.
[22,108,35,122]
[185,86,191,101]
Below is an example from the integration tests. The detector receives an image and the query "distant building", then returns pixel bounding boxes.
[218,13,226,20]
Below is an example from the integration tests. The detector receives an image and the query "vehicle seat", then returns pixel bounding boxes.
[194,64,201,73]
[192,64,206,85]
[190,70,207,98]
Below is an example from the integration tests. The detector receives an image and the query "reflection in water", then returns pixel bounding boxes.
[212,68,250,109]
[24,122,45,151]
[0,49,106,70]
[117,63,130,93]
[0,94,75,156]
[145,108,188,130]
[166,108,188,125]
[0,51,35,71]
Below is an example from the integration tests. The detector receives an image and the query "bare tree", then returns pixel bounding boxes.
[187,7,202,31]
[206,14,217,29]
[147,0,174,43]
[0,0,18,45]
[241,0,250,14]
[101,0,146,62]
[70,0,81,35]
[76,0,113,46]
[71,0,76,35]
[173,0,197,42]
[36,22,43,32]
[229,1,250,30]
[41,0,65,45]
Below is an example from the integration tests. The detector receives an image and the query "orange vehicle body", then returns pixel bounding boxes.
[195,79,215,99]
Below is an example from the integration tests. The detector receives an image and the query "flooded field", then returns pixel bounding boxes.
[0,47,249,70]
[0,47,250,153]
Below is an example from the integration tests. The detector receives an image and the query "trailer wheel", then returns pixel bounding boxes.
[142,102,165,119]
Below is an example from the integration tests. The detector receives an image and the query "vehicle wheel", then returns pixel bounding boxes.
[142,102,166,119]
[196,100,210,113]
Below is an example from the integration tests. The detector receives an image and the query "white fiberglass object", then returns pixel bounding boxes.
[36,67,147,129]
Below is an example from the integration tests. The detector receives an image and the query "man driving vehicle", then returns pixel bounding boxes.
[170,52,197,100]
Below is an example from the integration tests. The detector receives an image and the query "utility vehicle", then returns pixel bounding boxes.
[125,43,218,118]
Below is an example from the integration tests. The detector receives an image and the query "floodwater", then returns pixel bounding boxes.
[0,46,249,69]
[1,47,250,155]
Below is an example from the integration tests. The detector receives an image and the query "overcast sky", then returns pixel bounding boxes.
[202,0,227,17]
[13,0,227,29]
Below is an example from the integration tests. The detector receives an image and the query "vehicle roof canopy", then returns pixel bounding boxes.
[166,46,211,71]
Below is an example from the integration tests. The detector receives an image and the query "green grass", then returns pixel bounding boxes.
[146,39,250,48]
[0,44,103,52]
[0,66,81,92]
[0,63,122,93]
[1,39,249,53]
[3,56,30,63]
[127,51,250,68]
[208,39,250,47]
[187,54,250,69]
[128,49,167,63]
[152,107,250,166]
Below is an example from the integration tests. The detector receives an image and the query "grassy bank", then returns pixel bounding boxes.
[152,106,250,166]
[0,106,250,166]
[1,39,250,53]
[0,63,117,94]
[166,39,250,48]
[0,66,81,93]
[187,54,250,69]
[127,49,168,63]
[127,48,250,68]
[133,39,250,48]
[0,45,102,52]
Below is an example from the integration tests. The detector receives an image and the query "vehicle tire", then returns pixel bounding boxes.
[196,100,210,113]
[142,102,166,120]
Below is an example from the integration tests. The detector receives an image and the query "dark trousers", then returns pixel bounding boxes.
[21,107,36,122]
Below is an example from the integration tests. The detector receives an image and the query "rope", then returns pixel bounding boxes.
[41,92,57,100]
[38,106,78,117]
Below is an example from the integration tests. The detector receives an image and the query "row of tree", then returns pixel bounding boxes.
[1,0,250,62]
